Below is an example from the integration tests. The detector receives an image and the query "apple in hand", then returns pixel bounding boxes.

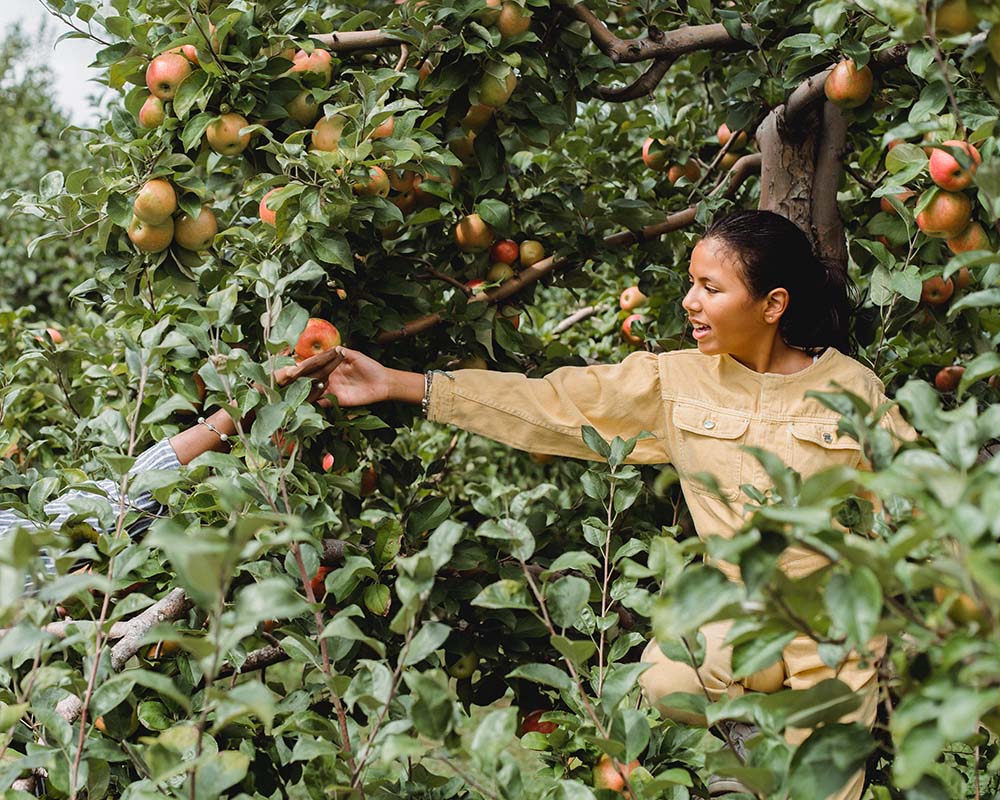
[934,365,965,392]
[920,276,954,306]
[295,318,341,361]
[619,286,647,311]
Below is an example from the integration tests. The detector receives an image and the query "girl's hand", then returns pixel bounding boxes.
[272,347,348,405]
[320,347,395,407]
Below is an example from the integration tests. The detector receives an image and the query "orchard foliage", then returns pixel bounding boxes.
[1,0,1000,798]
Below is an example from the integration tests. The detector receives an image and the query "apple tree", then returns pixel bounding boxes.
[2,0,1000,797]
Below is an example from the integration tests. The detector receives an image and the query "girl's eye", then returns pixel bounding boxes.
[705,287,718,294]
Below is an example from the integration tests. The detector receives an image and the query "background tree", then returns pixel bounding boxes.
[1,0,999,798]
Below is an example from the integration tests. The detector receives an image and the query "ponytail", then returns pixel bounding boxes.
[705,210,858,355]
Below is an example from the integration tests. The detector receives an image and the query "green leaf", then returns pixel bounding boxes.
[600,662,651,713]
[471,579,535,610]
[788,724,874,798]
[476,518,535,561]
[320,612,386,657]
[824,568,882,649]
[403,621,451,666]
[470,707,517,772]
[581,425,611,458]
[194,750,250,800]
[173,70,209,120]
[547,575,591,629]
[476,198,511,230]
[407,496,452,536]
[610,707,650,763]
[507,663,574,691]
[947,287,1000,317]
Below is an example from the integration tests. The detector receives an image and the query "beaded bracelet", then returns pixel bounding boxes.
[197,416,231,442]
[421,371,433,416]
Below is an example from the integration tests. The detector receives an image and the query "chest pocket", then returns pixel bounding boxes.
[786,421,864,477]
[672,403,751,500]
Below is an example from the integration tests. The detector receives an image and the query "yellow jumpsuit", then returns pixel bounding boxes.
[427,346,915,800]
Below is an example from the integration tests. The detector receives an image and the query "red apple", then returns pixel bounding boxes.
[295,318,341,361]
[824,59,874,108]
[619,286,647,311]
[946,221,989,254]
[260,188,280,226]
[360,467,378,497]
[880,190,916,215]
[593,755,639,793]
[920,276,955,306]
[716,123,747,149]
[916,190,972,239]
[145,52,191,101]
[929,140,981,192]
[954,266,972,290]
[641,137,667,171]
[934,365,965,392]
[310,566,331,600]
[322,452,335,472]
[621,314,645,345]
[490,238,519,264]
[520,709,557,735]
[455,214,494,253]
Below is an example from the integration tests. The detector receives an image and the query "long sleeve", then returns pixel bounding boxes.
[0,439,181,586]
[426,351,672,463]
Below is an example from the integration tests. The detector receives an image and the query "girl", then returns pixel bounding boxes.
[323,210,914,799]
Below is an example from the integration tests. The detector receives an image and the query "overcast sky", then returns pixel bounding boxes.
[0,0,104,125]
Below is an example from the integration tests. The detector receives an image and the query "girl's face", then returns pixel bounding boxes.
[682,238,772,360]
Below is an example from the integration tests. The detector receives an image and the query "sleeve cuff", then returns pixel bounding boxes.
[131,439,182,474]
[426,371,455,423]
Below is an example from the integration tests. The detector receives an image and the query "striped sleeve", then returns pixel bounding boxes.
[0,439,181,590]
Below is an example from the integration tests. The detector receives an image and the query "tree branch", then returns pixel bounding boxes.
[568,3,749,64]
[812,101,849,270]
[595,58,673,101]
[311,30,402,52]
[553,305,607,335]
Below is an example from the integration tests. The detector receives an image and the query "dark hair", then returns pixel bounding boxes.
[704,210,857,355]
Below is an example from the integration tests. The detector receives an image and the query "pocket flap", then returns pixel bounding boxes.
[790,422,861,450]
[673,403,750,439]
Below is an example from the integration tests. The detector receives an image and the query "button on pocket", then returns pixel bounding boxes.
[672,403,751,499]
[787,421,863,476]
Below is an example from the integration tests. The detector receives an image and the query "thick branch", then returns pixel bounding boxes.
[311,30,402,52]
[110,588,190,670]
[813,101,849,270]
[569,3,748,64]
[553,305,606,335]
[218,645,288,678]
[377,161,758,344]
[595,58,673,101]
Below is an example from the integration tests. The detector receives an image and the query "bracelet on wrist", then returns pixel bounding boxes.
[197,416,232,442]
[421,371,433,416]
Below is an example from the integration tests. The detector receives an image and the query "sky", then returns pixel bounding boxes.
[0,0,104,125]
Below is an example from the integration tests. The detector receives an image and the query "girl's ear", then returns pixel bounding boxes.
[763,287,790,323]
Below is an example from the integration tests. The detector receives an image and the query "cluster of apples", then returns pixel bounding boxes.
[126,178,219,254]
[641,122,751,185]
[141,36,255,157]
[619,285,648,345]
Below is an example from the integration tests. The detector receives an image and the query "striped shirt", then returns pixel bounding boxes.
[0,440,180,588]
